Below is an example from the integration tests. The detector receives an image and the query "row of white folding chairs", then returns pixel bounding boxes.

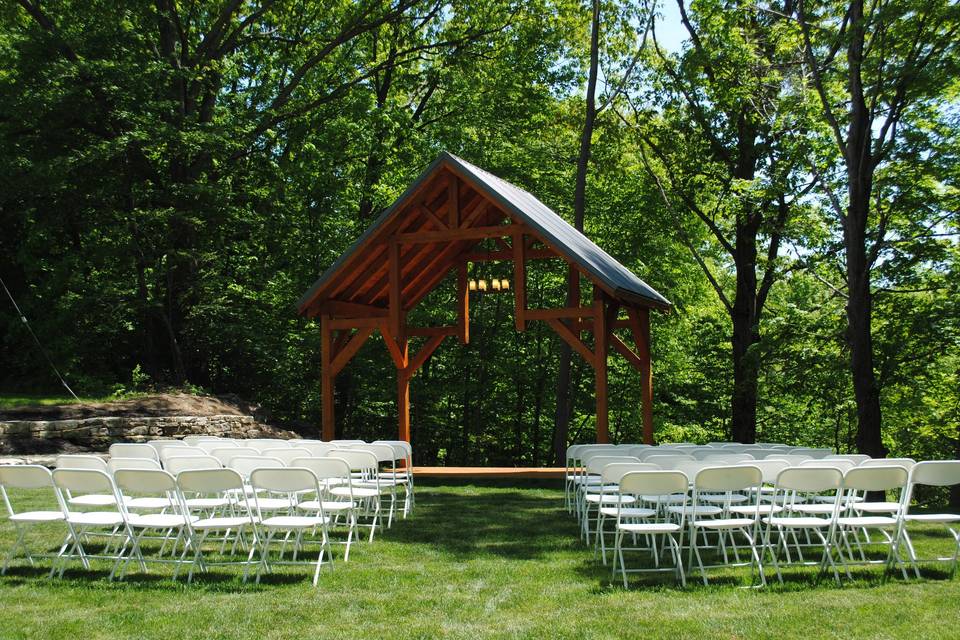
[590,460,960,587]
[0,464,353,584]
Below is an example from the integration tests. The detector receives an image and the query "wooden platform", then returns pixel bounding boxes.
[412,466,565,479]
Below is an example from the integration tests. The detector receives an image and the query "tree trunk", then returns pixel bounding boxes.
[730,224,761,443]
[844,0,885,457]
[553,0,600,465]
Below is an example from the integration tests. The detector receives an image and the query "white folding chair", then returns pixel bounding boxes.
[245,439,292,453]
[210,447,260,466]
[261,448,314,466]
[109,443,160,461]
[176,469,261,582]
[834,465,910,580]
[165,455,222,475]
[107,458,161,474]
[594,462,659,564]
[292,457,359,561]
[0,465,65,574]
[688,465,765,585]
[761,467,844,584]
[111,469,194,580]
[579,456,641,539]
[613,471,689,587]
[898,460,960,578]
[55,455,116,508]
[825,454,871,464]
[250,468,333,585]
[333,450,384,542]
[50,468,129,579]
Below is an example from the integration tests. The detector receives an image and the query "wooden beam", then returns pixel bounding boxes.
[406,334,447,375]
[594,288,609,444]
[448,173,459,227]
[461,248,559,262]
[514,231,526,331]
[609,333,643,371]
[323,300,388,318]
[332,329,351,358]
[407,325,458,337]
[526,307,596,321]
[320,314,335,441]
[457,261,470,344]
[379,321,408,370]
[420,204,449,231]
[627,306,654,445]
[398,369,411,443]
[546,318,595,366]
[388,240,403,344]
[330,317,382,330]
[395,224,523,245]
[330,327,374,375]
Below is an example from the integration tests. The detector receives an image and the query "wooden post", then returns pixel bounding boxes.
[388,240,403,344]
[593,287,609,443]
[320,314,335,441]
[397,338,410,442]
[457,261,470,344]
[513,232,526,331]
[628,306,654,445]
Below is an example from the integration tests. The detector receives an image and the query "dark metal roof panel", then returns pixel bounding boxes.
[443,152,671,308]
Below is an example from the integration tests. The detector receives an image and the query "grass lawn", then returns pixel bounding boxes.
[0,395,92,410]
[1,479,959,639]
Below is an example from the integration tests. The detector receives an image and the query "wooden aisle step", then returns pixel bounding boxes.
[412,467,565,479]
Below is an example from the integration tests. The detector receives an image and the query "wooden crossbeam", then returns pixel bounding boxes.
[546,318,595,365]
[526,307,596,321]
[461,247,558,262]
[323,300,388,318]
[331,327,375,374]
[420,204,449,231]
[395,224,523,245]
[406,334,447,374]
[609,333,643,371]
[379,321,408,369]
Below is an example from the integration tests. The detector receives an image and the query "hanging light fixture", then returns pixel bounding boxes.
[478,279,488,291]
[491,279,501,291]
[468,279,477,291]
[500,279,510,291]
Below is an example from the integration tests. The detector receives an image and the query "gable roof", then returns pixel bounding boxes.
[298,152,671,315]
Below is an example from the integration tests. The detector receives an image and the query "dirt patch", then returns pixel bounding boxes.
[0,393,263,421]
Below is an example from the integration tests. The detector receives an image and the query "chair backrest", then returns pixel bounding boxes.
[674,460,713,481]
[335,450,379,474]
[750,459,790,484]
[55,454,108,471]
[843,466,908,492]
[108,458,162,473]
[147,440,191,455]
[299,442,338,458]
[701,453,755,463]
[177,468,245,494]
[619,470,689,497]
[764,454,811,466]
[825,454,871,464]
[159,449,207,464]
[109,443,160,460]
[195,440,240,453]
[0,464,54,489]
[251,467,318,493]
[228,456,284,480]
[291,457,352,484]
[52,468,117,497]
[165,455,222,474]
[860,458,916,471]
[585,456,641,476]
[909,460,960,487]
[799,458,856,472]
[362,443,399,464]
[373,440,412,460]
[775,467,844,493]
[599,462,659,485]
[644,454,695,469]
[742,448,776,460]
[261,448,314,466]
[637,449,693,462]
[580,448,625,466]
[114,468,178,494]
[210,448,260,466]
[245,439,292,453]
[694,465,763,493]
[331,439,366,445]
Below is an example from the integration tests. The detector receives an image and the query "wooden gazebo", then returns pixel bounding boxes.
[298,152,671,444]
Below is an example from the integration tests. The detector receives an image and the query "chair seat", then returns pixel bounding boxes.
[813,494,861,503]
[331,486,379,499]
[904,513,960,523]
[853,502,900,514]
[584,484,621,495]
[730,504,781,516]
[128,513,195,529]
[641,494,686,504]
[185,497,233,510]
[10,510,64,523]
[585,494,636,505]
[261,515,330,529]
[618,522,681,533]
[600,507,656,518]
[667,505,722,516]
[792,504,836,515]
[124,497,174,510]
[67,494,117,507]
[692,517,755,529]
[65,511,125,527]
[699,494,749,505]
[298,500,357,512]
[192,516,257,530]
[763,516,832,528]
[255,498,293,510]
[837,515,897,527]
